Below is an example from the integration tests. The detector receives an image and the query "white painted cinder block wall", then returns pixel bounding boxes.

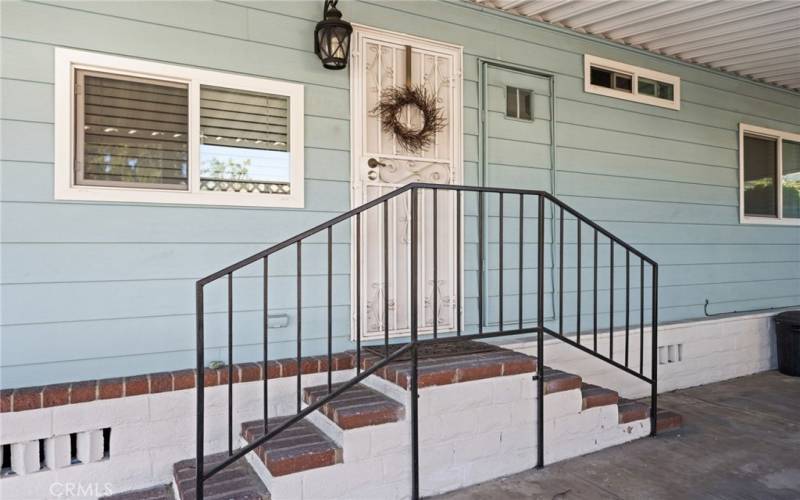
[244,372,648,500]
[0,371,353,500]
[501,311,779,399]
[0,311,779,499]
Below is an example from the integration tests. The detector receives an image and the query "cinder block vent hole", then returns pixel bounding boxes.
[1,444,13,477]
[38,439,46,470]
[69,433,81,465]
[658,344,683,365]
[103,428,111,458]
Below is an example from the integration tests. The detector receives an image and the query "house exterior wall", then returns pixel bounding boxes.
[1,0,799,389]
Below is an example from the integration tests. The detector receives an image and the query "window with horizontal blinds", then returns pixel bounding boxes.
[75,70,189,189]
[199,86,292,194]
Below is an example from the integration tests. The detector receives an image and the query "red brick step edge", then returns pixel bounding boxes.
[303,382,405,429]
[2,352,357,413]
[173,452,269,500]
[241,417,342,477]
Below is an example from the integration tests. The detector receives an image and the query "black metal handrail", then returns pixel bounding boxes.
[195,182,659,500]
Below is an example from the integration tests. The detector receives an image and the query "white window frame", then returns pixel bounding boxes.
[584,55,680,111]
[55,48,305,208]
[739,123,800,226]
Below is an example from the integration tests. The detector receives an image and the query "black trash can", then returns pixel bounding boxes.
[775,311,800,376]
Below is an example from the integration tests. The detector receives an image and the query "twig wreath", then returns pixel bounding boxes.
[374,85,446,153]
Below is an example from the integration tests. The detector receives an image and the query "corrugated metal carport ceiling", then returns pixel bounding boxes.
[472,0,800,92]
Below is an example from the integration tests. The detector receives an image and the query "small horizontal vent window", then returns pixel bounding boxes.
[76,70,189,189]
[637,77,674,101]
[590,67,632,93]
[199,86,292,194]
[584,55,680,110]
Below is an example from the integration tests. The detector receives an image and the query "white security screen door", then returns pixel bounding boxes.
[350,25,462,340]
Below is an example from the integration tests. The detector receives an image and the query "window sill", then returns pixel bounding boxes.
[54,184,304,209]
[739,215,800,226]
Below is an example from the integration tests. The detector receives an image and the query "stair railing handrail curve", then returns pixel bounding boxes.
[198,183,655,286]
[195,182,659,500]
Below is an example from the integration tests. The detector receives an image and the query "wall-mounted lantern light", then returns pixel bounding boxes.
[314,0,353,70]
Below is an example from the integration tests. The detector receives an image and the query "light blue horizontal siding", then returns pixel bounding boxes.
[1,0,798,388]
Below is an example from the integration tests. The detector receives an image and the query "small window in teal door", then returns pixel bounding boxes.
[505,86,533,121]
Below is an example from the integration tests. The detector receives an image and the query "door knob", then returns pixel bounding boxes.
[368,158,386,168]
[367,170,378,180]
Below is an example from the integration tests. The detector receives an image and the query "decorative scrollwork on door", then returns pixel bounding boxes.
[365,281,397,333]
[372,158,452,185]
[423,279,455,328]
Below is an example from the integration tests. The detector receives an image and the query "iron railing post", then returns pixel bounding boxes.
[410,188,420,499]
[518,194,524,330]
[433,188,438,338]
[537,194,545,468]
[640,260,645,374]
[296,242,302,413]
[268,257,269,434]
[478,191,484,334]
[356,213,362,374]
[651,263,659,436]
[577,220,581,343]
[384,200,390,354]
[499,193,504,330]
[328,226,333,393]
[559,207,564,335]
[456,190,462,336]
[227,273,233,456]
[195,283,205,500]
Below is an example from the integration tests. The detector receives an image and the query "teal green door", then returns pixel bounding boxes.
[480,63,554,329]
[482,64,553,191]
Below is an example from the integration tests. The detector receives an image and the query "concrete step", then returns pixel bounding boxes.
[303,382,404,430]
[241,416,342,477]
[101,484,174,500]
[580,383,619,410]
[173,453,269,500]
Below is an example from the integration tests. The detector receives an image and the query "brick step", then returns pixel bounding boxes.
[241,416,342,477]
[617,398,683,433]
[303,382,404,429]
[542,368,582,395]
[362,343,536,389]
[656,409,682,433]
[617,397,650,424]
[580,383,619,409]
[101,484,174,500]
[173,453,269,500]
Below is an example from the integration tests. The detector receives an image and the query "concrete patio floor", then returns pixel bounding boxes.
[435,371,800,500]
